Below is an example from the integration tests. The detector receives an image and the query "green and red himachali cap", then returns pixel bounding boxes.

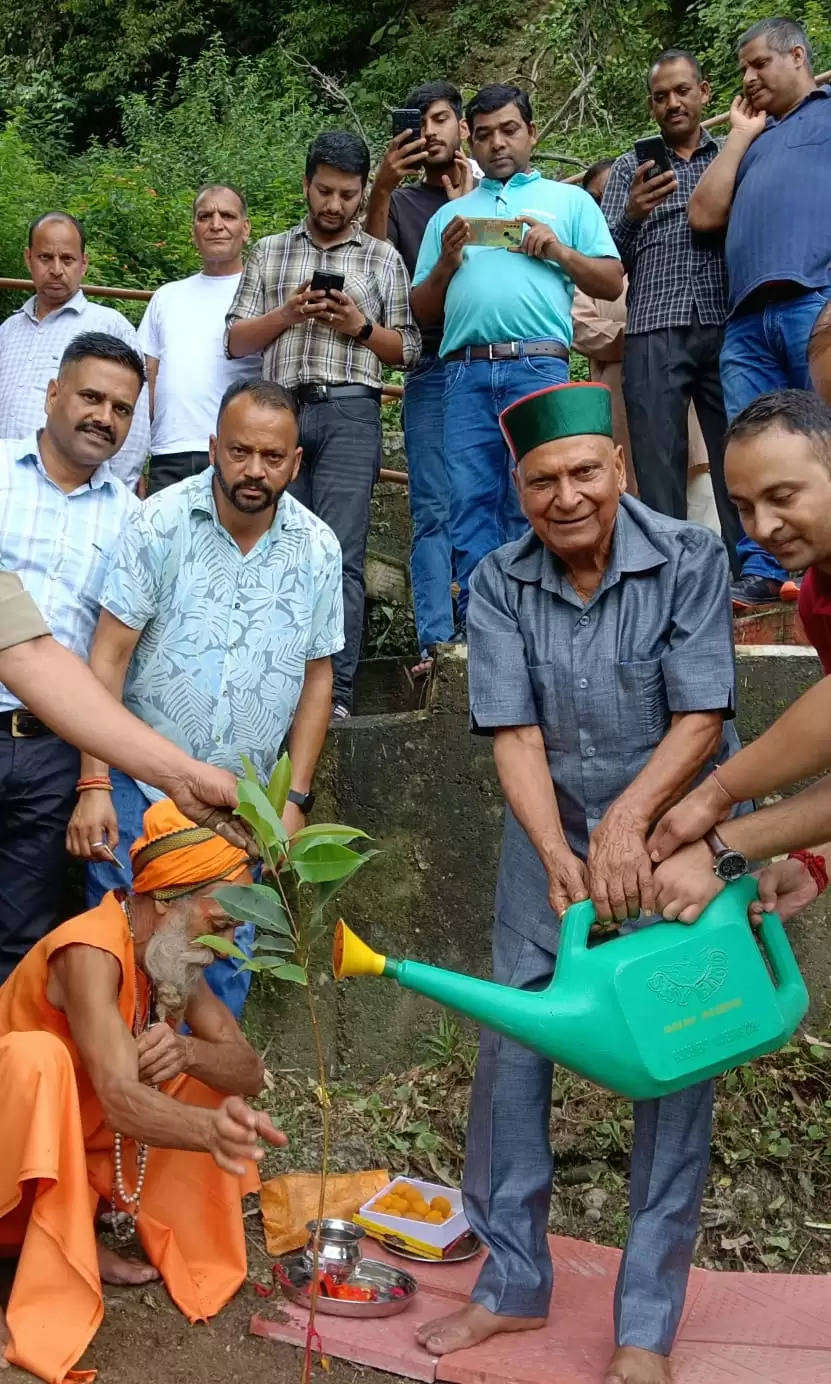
[500,382,614,463]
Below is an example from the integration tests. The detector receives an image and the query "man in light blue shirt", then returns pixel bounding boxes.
[0,331,143,979]
[412,84,622,629]
[0,213,150,491]
[68,379,344,1016]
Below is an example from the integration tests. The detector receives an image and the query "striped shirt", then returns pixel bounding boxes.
[0,290,150,490]
[225,220,421,387]
[601,132,728,334]
[0,434,139,712]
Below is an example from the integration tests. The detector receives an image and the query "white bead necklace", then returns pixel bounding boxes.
[112,896,151,1241]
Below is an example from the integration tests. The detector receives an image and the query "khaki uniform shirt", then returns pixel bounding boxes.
[0,570,49,651]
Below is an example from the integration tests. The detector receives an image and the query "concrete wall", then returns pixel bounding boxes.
[248,643,831,1078]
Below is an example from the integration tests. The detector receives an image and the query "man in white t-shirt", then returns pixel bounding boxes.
[138,184,262,494]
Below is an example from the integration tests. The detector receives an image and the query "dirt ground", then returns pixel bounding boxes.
[3,1271,402,1384]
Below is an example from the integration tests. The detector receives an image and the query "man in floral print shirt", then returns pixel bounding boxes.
[67,378,343,1015]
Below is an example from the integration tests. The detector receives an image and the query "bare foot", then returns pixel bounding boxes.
[605,1345,672,1384]
[0,1302,8,1369]
[409,649,435,679]
[415,1302,546,1356]
[97,1241,160,1287]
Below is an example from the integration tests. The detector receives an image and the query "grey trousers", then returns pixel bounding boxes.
[289,396,382,709]
[622,311,741,575]
[462,919,713,1355]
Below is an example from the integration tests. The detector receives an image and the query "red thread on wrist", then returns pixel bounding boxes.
[788,850,829,895]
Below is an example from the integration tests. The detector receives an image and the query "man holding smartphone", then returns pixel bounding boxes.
[601,49,741,571]
[689,17,830,609]
[412,84,621,635]
[226,131,420,721]
[366,81,473,672]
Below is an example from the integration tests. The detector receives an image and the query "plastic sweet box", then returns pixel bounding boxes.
[354,1176,469,1259]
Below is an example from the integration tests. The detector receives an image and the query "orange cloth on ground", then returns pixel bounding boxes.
[261,1170,390,1256]
[0,893,258,1384]
[130,798,249,897]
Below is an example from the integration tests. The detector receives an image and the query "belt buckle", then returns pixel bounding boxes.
[510,340,520,358]
[487,343,496,361]
[311,384,327,404]
[11,709,36,738]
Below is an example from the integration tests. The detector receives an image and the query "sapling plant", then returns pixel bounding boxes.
[197,752,377,1383]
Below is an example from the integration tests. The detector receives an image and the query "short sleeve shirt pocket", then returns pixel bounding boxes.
[617,657,670,749]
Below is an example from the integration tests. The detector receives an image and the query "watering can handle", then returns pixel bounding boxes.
[559,897,598,958]
[559,880,799,990]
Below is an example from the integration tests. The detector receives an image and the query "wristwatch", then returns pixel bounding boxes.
[356,318,374,342]
[704,829,749,883]
[287,788,315,814]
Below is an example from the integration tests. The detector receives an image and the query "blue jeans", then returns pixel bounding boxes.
[85,769,254,1019]
[443,351,570,622]
[463,918,713,1350]
[721,286,831,581]
[402,356,455,650]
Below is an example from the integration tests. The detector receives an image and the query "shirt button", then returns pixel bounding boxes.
[234,602,241,609]
[579,615,589,626]
[579,678,588,689]
[585,746,596,757]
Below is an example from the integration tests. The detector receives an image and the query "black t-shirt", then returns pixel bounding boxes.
[388,182,449,357]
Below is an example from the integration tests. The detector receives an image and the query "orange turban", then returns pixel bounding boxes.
[129,799,249,900]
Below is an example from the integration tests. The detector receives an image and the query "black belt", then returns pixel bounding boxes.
[444,339,569,362]
[736,282,816,314]
[293,383,382,405]
[0,708,51,738]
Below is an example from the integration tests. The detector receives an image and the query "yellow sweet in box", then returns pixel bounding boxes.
[368,1180,454,1226]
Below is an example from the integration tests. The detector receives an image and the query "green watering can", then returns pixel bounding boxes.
[333,877,809,1100]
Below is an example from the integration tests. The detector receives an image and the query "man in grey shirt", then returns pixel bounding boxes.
[416,382,740,1384]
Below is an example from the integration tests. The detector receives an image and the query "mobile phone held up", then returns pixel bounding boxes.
[310,270,345,298]
[391,107,423,146]
[465,218,524,250]
[634,136,672,180]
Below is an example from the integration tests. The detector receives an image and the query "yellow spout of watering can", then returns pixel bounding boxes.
[333,920,387,979]
[332,884,809,1102]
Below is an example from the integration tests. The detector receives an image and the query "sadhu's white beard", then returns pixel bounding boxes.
[143,908,215,1023]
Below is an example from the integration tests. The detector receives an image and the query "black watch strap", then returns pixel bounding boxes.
[356,318,374,342]
[287,788,315,814]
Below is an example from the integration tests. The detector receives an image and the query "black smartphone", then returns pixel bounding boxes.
[634,136,672,179]
[310,270,345,297]
[392,107,423,146]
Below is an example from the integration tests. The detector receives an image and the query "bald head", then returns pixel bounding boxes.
[25,212,88,315]
[809,299,831,407]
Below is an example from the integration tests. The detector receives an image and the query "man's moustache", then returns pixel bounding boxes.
[232,482,270,497]
[77,423,115,443]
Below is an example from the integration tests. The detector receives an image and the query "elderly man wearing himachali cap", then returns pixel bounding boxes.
[415,382,744,1384]
[0,799,286,1384]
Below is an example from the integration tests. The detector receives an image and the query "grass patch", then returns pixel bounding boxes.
[255,1019,831,1274]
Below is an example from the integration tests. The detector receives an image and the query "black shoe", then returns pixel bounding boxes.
[731,576,783,610]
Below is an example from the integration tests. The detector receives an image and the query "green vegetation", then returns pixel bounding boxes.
[0,0,828,300]
[254,1019,831,1274]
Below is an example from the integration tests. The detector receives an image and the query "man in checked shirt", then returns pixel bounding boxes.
[602,50,741,571]
[226,131,421,721]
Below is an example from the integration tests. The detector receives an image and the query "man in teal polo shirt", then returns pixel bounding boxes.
[412,83,622,631]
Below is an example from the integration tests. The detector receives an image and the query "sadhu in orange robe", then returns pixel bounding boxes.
[0,806,259,1384]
